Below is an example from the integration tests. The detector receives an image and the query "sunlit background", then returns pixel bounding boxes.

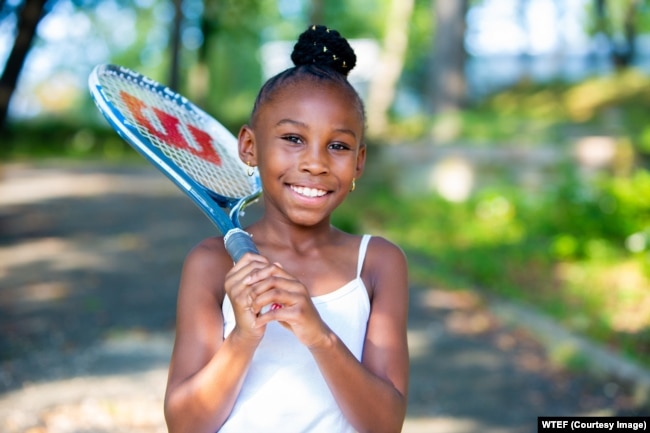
[0,0,621,119]
[1,0,650,431]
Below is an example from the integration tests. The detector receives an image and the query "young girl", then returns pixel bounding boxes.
[164,25,409,433]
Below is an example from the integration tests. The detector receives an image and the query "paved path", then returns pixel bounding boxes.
[0,162,648,432]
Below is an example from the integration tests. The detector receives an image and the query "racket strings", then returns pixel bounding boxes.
[100,70,255,199]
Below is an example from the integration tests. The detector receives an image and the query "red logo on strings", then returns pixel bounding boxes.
[119,91,222,166]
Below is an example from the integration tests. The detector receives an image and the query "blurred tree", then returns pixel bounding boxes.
[588,0,648,69]
[0,0,159,131]
[185,0,218,108]
[309,0,325,25]
[287,0,385,44]
[0,0,48,132]
[366,0,414,137]
[169,0,183,91]
[428,0,469,114]
[190,0,385,126]
[192,0,265,126]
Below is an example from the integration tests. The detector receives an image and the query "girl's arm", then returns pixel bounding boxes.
[163,240,268,433]
[309,236,410,433]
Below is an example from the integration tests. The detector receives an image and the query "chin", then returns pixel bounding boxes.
[286,212,330,228]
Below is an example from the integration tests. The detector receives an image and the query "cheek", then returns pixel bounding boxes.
[257,148,291,176]
[341,154,362,175]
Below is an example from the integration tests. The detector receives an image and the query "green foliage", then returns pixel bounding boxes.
[2,121,139,161]
[333,162,650,368]
[390,69,650,170]
[204,32,262,127]
[584,0,650,36]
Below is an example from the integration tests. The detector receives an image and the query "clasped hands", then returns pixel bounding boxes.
[224,253,331,349]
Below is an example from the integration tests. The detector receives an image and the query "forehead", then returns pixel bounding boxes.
[256,78,364,129]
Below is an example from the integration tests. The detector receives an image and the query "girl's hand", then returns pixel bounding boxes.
[246,263,331,349]
[224,253,272,343]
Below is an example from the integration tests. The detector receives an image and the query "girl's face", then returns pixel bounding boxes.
[240,80,365,228]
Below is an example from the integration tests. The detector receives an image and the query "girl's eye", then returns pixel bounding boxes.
[282,135,302,144]
[329,142,351,151]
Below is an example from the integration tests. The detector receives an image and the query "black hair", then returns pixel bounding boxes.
[250,25,366,133]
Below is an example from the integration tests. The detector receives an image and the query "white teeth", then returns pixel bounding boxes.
[291,185,327,198]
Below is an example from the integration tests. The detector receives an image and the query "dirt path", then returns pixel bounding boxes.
[1,161,648,433]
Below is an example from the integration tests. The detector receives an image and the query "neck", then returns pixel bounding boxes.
[249,215,340,255]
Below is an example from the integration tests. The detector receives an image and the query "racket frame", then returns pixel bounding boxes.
[88,64,262,261]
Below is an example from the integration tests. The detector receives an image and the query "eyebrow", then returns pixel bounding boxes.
[276,118,358,140]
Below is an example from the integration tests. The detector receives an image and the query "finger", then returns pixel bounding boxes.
[226,255,270,288]
[260,302,283,315]
[252,290,311,327]
[249,273,301,298]
[231,253,269,274]
[244,261,286,286]
[252,278,309,314]
[225,259,272,310]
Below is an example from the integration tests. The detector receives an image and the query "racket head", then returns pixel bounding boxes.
[88,64,261,211]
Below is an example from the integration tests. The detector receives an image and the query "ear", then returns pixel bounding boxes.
[238,125,257,166]
[354,143,367,179]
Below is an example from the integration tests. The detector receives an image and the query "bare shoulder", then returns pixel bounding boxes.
[186,236,228,263]
[173,236,231,348]
[367,236,406,262]
[366,236,408,276]
[180,236,232,303]
[363,236,408,300]
[183,236,229,272]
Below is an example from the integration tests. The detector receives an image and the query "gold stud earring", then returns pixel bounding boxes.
[350,178,356,192]
[247,161,255,177]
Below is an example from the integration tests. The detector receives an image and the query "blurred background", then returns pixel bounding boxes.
[1,0,650,429]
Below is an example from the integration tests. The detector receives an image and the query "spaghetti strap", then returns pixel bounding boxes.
[356,235,371,278]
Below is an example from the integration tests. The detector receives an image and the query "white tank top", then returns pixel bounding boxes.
[219,235,372,433]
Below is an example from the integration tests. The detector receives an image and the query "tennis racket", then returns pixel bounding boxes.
[88,64,262,262]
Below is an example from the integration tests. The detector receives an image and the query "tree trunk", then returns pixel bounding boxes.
[617,0,640,68]
[168,0,183,91]
[0,0,48,131]
[365,0,414,138]
[428,0,468,114]
[593,0,640,69]
[308,0,325,25]
[187,0,218,108]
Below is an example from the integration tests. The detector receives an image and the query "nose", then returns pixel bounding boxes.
[299,144,329,175]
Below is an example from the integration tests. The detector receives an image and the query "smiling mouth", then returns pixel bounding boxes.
[290,185,328,198]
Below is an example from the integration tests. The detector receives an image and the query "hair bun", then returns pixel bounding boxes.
[291,25,357,76]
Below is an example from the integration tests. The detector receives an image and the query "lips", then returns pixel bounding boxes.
[290,185,328,198]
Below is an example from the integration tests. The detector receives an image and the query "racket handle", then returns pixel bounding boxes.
[224,228,259,262]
